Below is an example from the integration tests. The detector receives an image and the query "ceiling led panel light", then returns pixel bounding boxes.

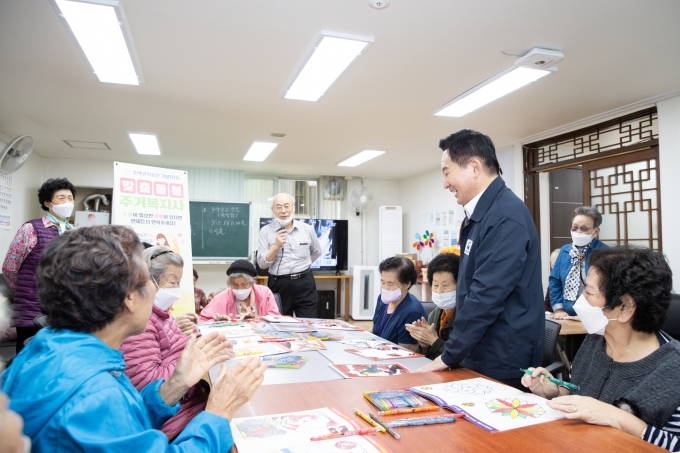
[337,150,385,167]
[53,0,140,85]
[129,133,161,155]
[285,32,374,102]
[435,67,552,117]
[243,142,278,162]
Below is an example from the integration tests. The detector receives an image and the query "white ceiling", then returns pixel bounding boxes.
[1,0,679,179]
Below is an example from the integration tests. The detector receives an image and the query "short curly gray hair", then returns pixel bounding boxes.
[573,206,603,229]
[144,246,184,282]
[227,273,254,286]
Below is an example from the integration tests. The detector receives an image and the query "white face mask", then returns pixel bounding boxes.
[381,287,403,304]
[432,290,457,310]
[571,231,594,247]
[572,293,617,335]
[51,202,74,219]
[152,276,181,310]
[232,287,252,301]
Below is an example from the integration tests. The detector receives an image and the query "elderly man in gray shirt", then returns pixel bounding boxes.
[257,193,322,317]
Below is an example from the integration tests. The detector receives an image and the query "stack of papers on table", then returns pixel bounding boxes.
[197,321,254,337]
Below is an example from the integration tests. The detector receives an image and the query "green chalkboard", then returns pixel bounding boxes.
[189,201,251,260]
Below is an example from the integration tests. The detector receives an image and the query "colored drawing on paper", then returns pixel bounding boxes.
[443,382,493,395]
[330,363,410,378]
[236,419,287,439]
[486,398,546,419]
[275,411,340,432]
[462,402,475,407]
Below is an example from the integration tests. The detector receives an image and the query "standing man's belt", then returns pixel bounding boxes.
[272,268,311,280]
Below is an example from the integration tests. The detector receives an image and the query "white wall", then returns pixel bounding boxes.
[0,132,46,261]
[658,95,680,293]
[346,178,400,268]
[397,167,463,259]
[496,146,516,195]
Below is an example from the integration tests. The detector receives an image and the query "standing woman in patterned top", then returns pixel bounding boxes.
[2,178,76,354]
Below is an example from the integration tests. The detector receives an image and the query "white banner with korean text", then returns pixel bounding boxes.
[112,162,195,315]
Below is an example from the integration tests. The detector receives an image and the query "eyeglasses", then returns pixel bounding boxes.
[571,225,594,233]
[274,203,292,212]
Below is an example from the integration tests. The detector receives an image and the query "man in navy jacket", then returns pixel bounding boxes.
[414,129,544,389]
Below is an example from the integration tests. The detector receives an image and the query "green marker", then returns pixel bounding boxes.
[520,368,580,391]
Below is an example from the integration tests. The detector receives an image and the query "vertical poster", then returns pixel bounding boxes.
[112,162,194,315]
[0,173,12,229]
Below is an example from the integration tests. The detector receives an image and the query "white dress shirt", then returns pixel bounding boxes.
[257,219,322,275]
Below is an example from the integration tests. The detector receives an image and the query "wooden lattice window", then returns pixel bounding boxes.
[584,148,661,250]
[523,108,662,251]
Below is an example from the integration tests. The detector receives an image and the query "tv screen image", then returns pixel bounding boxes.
[259,218,348,272]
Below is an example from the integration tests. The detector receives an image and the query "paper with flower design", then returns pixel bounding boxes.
[409,377,564,432]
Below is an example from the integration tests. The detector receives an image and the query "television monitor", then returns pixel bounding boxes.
[259,218,348,272]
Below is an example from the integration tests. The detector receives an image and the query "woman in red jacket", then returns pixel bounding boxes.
[120,246,234,440]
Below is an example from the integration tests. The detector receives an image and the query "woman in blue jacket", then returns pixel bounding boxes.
[2,225,266,453]
[550,206,608,318]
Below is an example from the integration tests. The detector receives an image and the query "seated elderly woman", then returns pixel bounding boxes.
[372,256,426,351]
[550,206,608,318]
[200,260,280,322]
[523,246,680,451]
[405,252,460,360]
[120,245,232,440]
[2,225,266,452]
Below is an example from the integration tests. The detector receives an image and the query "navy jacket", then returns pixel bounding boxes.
[372,292,426,345]
[441,177,544,380]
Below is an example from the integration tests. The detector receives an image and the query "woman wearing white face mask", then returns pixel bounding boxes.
[405,252,460,360]
[2,178,76,354]
[523,246,680,451]
[372,257,426,352]
[120,246,235,440]
[549,206,608,319]
[199,260,280,322]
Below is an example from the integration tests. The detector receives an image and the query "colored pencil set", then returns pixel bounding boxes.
[363,389,438,411]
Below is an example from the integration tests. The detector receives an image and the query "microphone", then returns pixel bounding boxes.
[276,219,286,232]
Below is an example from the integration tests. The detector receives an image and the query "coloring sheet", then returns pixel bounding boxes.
[339,339,400,349]
[330,363,410,379]
[261,315,302,323]
[231,342,290,358]
[197,322,254,337]
[307,319,363,331]
[231,407,390,453]
[344,348,423,361]
[273,323,318,333]
[228,335,263,346]
[409,378,565,432]
[281,338,327,352]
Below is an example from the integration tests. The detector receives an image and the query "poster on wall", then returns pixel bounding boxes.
[111,162,194,315]
[0,173,12,229]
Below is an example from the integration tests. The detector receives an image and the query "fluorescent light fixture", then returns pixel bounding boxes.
[337,150,385,167]
[128,133,161,155]
[434,67,553,118]
[285,32,374,101]
[52,0,141,85]
[243,142,278,162]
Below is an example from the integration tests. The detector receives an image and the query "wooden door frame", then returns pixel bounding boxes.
[582,146,662,250]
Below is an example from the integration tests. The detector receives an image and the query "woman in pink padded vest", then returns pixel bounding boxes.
[199,260,280,322]
[120,246,234,440]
